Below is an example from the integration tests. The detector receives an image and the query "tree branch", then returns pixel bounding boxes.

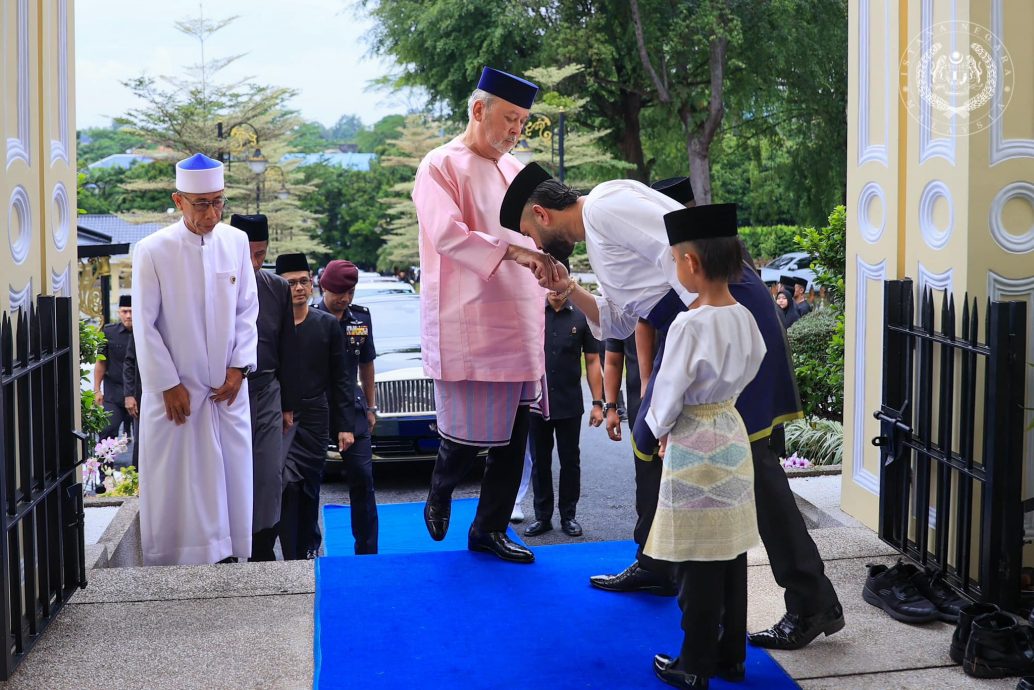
[628,0,670,103]
[698,36,728,147]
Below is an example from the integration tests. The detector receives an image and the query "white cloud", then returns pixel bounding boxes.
[75,0,401,129]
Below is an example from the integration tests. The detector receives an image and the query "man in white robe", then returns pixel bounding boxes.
[132,152,259,566]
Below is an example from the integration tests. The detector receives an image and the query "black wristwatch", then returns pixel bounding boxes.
[236,365,253,377]
[592,400,604,409]
[603,402,618,414]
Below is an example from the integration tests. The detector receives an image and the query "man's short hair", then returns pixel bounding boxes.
[467,89,496,120]
[526,180,580,212]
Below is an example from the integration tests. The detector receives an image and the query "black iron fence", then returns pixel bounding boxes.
[874,279,1028,610]
[0,296,86,679]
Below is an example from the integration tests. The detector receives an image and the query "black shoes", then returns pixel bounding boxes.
[962,611,1034,679]
[561,518,583,537]
[654,654,743,683]
[900,562,968,623]
[423,490,450,542]
[653,655,708,689]
[524,519,553,537]
[748,602,845,650]
[950,602,1000,664]
[862,560,940,623]
[467,527,534,563]
[589,561,677,596]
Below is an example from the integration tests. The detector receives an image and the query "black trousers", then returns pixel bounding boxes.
[430,405,530,534]
[529,414,582,521]
[280,479,320,560]
[250,526,279,562]
[100,401,131,440]
[673,553,747,676]
[339,433,379,554]
[635,435,838,616]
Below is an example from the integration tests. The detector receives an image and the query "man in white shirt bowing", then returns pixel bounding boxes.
[132,152,259,566]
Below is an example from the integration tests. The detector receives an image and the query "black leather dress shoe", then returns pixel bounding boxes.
[1017,677,1034,690]
[524,519,553,537]
[423,491,451,542]
[589,561,677,596]
[468,528,534,563]
[654,654,743,683]
[748,602,845,650]
[653,655,708,688]
[561,518,583,537]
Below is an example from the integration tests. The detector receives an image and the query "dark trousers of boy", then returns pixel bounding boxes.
[528,413,581,522]
[280,395,329,560]
[674,554,748,675]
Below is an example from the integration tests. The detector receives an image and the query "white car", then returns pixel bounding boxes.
[759,252,818,292]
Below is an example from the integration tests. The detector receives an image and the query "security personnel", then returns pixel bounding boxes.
[95,295,135,442]
[123,333,142,469]
[314,259,379,555]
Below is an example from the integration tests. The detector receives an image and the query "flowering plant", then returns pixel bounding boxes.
[84,435,129,493]
[781,452,813,470]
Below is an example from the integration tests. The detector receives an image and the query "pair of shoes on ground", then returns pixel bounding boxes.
[524,518,583,537]
[652,654,744,689]
[950,602,1034,679]
[863,559,967,624]
[424,491,534,563]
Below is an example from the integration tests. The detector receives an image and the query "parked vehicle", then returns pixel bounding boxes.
[759,251,818,292]
[325,293,445,466]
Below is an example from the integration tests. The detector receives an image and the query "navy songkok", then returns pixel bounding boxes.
[230,214,268,243]
[275,253,310,275]
[477,67,539,109]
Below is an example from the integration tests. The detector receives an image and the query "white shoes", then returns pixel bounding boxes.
[510,504,525,523]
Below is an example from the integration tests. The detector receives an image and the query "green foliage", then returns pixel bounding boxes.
[794,205,847,304]
[79,320,111,438]
[355,115,407,156]
[110,465,139,497]
[788,308,844,420]
[77,124,148,167]
[739,226,807,264]
[785,417,844,466]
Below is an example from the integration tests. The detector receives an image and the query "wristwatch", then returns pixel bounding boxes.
[236,365,253,377]
[367,405,379,416]
[592,400,604,408]
[603,402,618,414]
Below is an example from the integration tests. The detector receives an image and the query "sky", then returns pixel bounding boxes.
[75,0,406,130]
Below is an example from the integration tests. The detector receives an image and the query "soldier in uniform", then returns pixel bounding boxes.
[313,259,379,555]
[230,213,298,561]
[123,331,142,469]
[95,295,135,444]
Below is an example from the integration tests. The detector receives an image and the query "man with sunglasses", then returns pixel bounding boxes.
[131,152,259,566]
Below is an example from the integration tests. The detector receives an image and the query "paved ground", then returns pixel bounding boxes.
[3,417,1015,688]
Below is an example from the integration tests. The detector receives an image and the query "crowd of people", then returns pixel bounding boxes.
[91,64,844,689]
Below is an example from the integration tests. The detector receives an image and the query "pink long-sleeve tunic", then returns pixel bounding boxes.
[413,137,545,383]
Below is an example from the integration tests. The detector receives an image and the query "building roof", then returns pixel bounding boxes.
[87,153,155,170]
[77,225,129,258]
[78,214,165,247]
[281,151,377,171]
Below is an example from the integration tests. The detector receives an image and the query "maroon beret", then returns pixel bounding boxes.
[320,260,359,293]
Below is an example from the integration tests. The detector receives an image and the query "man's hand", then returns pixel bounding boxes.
[125,396,139,418]
[659,434,669,459]
[505,245,562,287]
[366,410,377,431]
[162,384,191,425]
[210,367,244,406]
[606,409,622,441]
[588,406,604,428]
[95,390,104,407]
[282,410,294,433]
[338,431,355,453]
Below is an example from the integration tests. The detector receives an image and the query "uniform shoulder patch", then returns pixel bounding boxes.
[350,304,369,313]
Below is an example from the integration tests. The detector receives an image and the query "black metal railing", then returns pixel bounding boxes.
[874,279,1027,610]
[0,296,86,679]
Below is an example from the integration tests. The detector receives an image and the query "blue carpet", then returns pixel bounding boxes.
[314,539,798,689]
[322,498,523,557]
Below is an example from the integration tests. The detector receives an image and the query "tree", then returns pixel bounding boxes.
[77,124,148,167]
[116,10,326,257]
[355,114,406,155]
[329,114,364,142]
[375,115,455,271]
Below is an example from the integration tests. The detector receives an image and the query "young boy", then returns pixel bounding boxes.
[645,204,767,689]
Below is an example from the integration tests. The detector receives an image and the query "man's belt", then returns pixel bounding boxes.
[247,370,277,385]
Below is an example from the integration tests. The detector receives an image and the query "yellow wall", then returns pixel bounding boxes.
[1,0,77,315]
[843,0,1034,528]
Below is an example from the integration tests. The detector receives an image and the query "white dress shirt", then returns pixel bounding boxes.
[581,179,695,340]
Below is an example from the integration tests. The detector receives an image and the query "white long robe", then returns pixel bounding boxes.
[132,219,259,565]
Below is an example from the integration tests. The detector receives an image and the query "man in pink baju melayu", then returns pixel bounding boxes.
[413,67,560,563]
